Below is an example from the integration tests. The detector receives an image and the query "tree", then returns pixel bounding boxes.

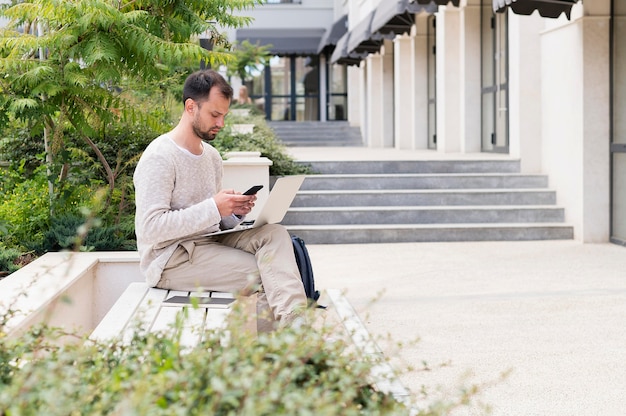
[220,39,273,83]
[0,0,262,205]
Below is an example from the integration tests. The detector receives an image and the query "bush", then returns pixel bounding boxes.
[38,214,129,253]
[213,113,311,177]
[0,306,410,415]
[0,167,51,251]
[0,245,22,276]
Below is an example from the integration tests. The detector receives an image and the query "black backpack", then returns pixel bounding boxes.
[291,235,323,307]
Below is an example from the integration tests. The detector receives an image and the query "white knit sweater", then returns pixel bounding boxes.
[133,134,239,286]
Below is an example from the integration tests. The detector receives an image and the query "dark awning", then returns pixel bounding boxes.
[415,0,460,6]
[317,14,348,54]
[493,0,580,19]
[334,0,461,65]
[347,11,383,55]
[330,31,365,66]
[371,0,438,40]
[236,28,326,55]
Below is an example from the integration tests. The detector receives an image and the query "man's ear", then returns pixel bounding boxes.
[184,98,196,114]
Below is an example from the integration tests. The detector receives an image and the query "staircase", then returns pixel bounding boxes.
[282,159,574,244]
[268,121,363,147]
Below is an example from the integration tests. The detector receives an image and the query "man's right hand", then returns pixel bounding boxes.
[213,189,257,217]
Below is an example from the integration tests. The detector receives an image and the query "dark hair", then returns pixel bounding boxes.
[182,70,233,104]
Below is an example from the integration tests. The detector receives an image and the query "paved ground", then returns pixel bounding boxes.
[287,145,625,414]
[308,240,626,415]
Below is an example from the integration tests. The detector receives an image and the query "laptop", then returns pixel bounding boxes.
[208,175,305,235]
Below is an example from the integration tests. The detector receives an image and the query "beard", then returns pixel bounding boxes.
[192,124,216,142]
[192,117,218,142]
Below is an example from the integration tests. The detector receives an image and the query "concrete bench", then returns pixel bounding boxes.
[90,282,251,347]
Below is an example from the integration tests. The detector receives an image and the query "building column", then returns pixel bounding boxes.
[508,13,544,173]
[412,15,430,150]
[347,64,364,135]
[541,7,610,242]
[459,2,481,153]
[382,39,395,147]
[364,53,382,147]
[580,15,610,242]
[436,6,462,152]
[319,55,327,122]
[394,33,416,149]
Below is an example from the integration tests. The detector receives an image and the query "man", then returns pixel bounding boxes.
[133,69,307,332]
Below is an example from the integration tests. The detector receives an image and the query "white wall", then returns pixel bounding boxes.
[508,13,544,173]
[436,7,462,153]
[394,34,416,149]
[240,2,333,29]
[460,3,482,153]
[541,15,610,242]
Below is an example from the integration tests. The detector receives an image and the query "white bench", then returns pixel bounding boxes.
[90,282,253,347]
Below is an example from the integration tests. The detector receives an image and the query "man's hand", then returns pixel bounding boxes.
[213,189,257,217]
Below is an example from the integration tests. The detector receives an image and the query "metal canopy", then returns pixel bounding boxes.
[347,10,381,55]
[330,31,366,66]
[370,0,438,40]
[415,0,461,6]
[493,0,580,19]
[236,28,326,55]
[317,14,348,54]
[333,0,461,65]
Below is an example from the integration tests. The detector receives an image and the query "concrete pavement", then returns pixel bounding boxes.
[287,145,625,414]
[307,240,626,415]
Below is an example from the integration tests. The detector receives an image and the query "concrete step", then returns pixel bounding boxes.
[279,158,574,244]
[291,189,557,207]
[283,206,565,225]
[301,159,521,174]
[269,121,363,147]
[285,223,574,244]
[300,173,548,190]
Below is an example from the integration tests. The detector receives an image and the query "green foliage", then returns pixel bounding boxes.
[38,214,127,253]
[214,113,311,177]
[0,306,410,415]
[0,0,261,207]
[0,166,51,250]
[0,245,22,275]
[218,39,273,83]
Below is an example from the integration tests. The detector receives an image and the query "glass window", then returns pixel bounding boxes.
[612,0,626,243]
[613,2,626,145]
[298,57,319,121]
[328,64,347,121]
[481,2,508,152]
[427,15,436,149]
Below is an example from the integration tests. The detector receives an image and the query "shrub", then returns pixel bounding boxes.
[38,214,128,253]
[0,167,51,251]
[213,113,311,177]
[0,245,21,276]
[0,306,410,415]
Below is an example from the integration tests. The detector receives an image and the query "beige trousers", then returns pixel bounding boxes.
[157,224,307,331]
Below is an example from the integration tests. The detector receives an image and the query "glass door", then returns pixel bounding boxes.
[327,63,347,121]
[427,15,437,149]
[264,56,320,121]
[481,4,509,153]
[611,0,626,245]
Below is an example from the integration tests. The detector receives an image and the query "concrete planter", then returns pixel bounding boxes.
[0,251,142,340]
[231,124,255,135]
[223,152,273,221]
[0,153,275,340]
[230,109,251,118]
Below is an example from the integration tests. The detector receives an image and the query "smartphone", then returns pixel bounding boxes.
[243,185,263,195]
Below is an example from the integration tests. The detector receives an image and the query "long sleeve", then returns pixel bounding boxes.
[133,135,225,286]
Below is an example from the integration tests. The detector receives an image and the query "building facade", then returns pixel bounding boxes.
[227,0,622,246]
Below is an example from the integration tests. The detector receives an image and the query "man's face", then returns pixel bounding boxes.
[190,87,230,142]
